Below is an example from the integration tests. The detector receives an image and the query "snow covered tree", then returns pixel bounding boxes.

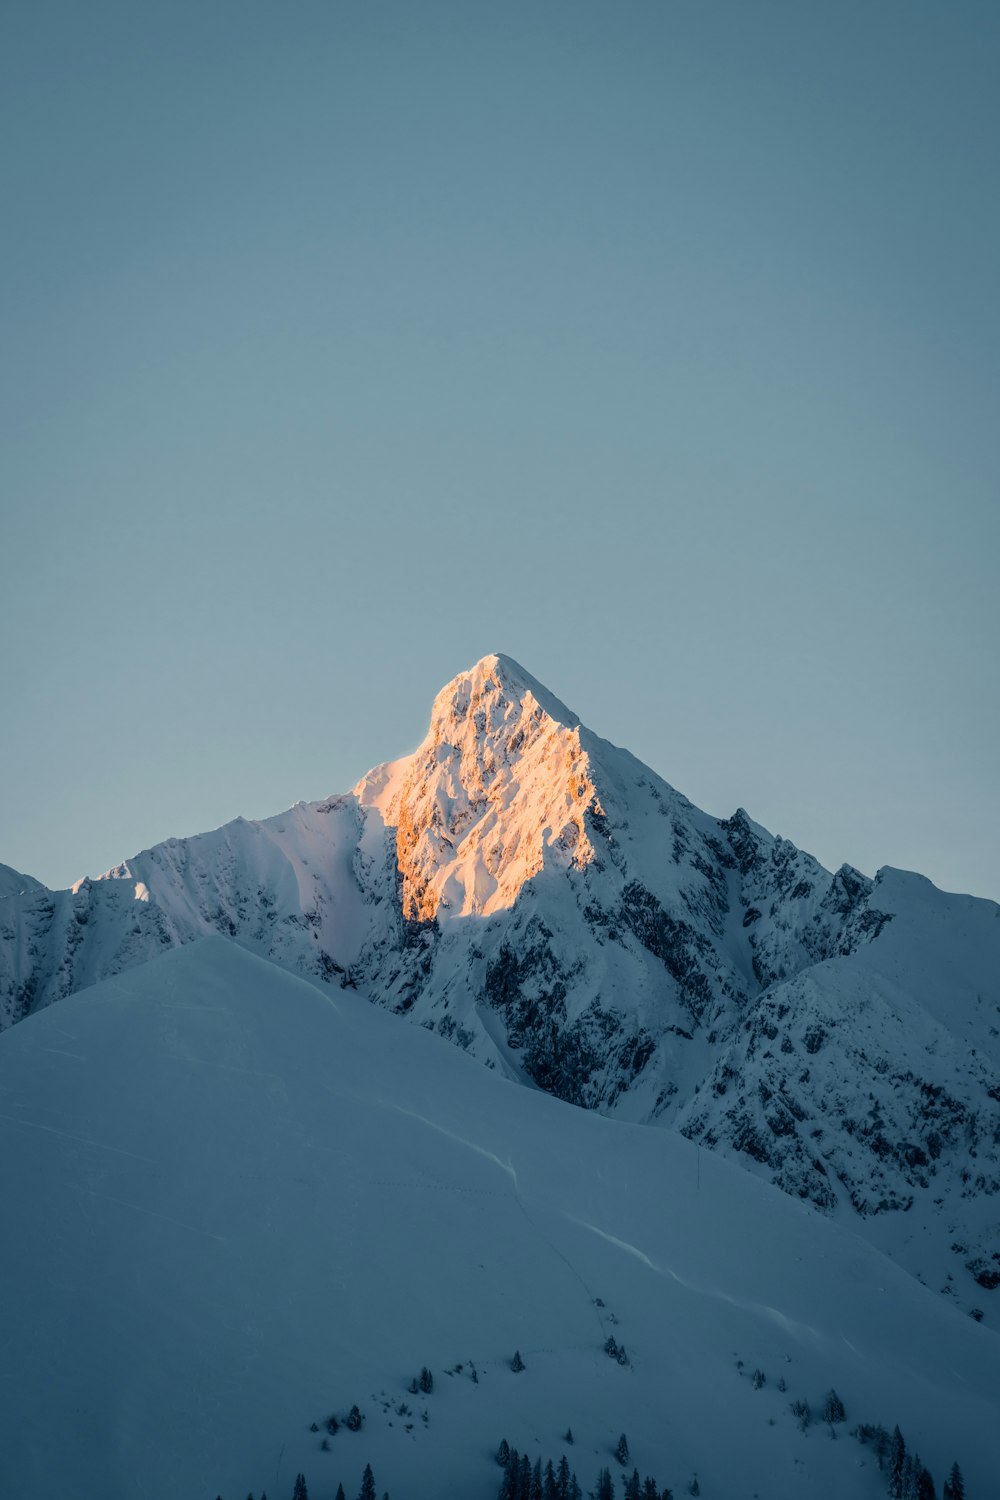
[687,1479,700,1498]
[357,1463,376,1500]
[557,1455,571,1499]
[292,1476,308,1500]
[624,1468,641,1500]
[511,1349,526,1372]
[419,1366,434,1393]
[751,1368,765,1390]
[596,1467,616,1500]
[615,1433,630,1466]
[498,1438,511,1467]
[326,1414,339,1435]
[544,1459,558,1500]
[790,1399,811,1431]
[498,1449,521,1500]
[346,1404,363,1432]
[889,1427,908,1499]
[335,1486,346,1500]
[916,1465,937,1500]
[822,1389,846,1425]
[943,1463,965,1500]
[564,1428,574,1445]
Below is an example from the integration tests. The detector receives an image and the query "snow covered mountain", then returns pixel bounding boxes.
[0,938,995,1500]
[2,654,997,1316]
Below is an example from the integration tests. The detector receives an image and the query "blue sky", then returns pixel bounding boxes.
[2,0,998,898]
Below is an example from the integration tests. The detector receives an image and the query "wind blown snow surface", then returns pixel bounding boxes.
[0,939,996,1500]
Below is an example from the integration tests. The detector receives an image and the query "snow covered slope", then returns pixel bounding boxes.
[1,654,997,1315]
[0,938,995,1500]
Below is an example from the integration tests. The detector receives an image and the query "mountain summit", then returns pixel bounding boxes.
[1,656,997,1313]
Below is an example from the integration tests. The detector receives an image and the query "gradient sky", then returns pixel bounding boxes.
[2,0,998,899]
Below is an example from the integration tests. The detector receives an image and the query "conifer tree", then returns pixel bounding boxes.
[498,1438,512,1467]
[357,1463,377,1500]
[642,1481,659,1500]
[419,1366,434,1393]
[544,1459,559,1500]
[292,1476,309,1500]
[564,1428,574,1445]
[615,1433,630,1466]
[557,1455,571,1500]
[889,1428,908,1500]
[519,1452,532,1499]
[335,1485,346,1500]
[596,1467,616,1500]
[822,1389,846,1425]
[917,1466,937,1500]
[499,1450,521,1500]
[511,1349,526,1372]
[346,1404,363,1432]
[943,1463,965,1500]
[531,1457,543,1500]
[625,1468,641,1500]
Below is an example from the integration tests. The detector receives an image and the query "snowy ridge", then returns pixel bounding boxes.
[1,654,997,1315]
[0,938,995,1500]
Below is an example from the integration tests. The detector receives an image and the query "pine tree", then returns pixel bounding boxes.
[346,1404,363,1432]
[625,1468,641,1500]
[357,1463,377,1500]
[901,1453,921,1500]
[335,1486,346,1500]
[498,1438,512,1467]
[615,1433,630,1466]
[822,1389,846,1425]
[292,1476,309,1500]
[917,1466,937,1500]
[544,1459,559,1500]
[889,1427,908,1500]
[499,1450,521,1500]
[419,1366,434,1393]
[564,1428,574,1445]
[642,1481,659,1500]
[943,1463,965,1500]
[596,1468,616,1500]
[557,1455,571,1500]
[529,1457,543,1500]
[688,1480,700,1498]
[511,1349,526,1372]
[326,1414,339,1435]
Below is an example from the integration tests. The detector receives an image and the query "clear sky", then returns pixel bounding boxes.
[2,0,998,900]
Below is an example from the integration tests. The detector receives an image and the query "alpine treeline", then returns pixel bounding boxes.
[495,1441,673,1500]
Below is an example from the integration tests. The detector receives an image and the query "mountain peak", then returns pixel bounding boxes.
[431,653,581,735]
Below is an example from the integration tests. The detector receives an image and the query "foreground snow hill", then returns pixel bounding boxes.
[0,938,995,1500]
[1,654,998,1316]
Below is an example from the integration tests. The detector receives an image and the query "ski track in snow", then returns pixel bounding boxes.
[0,1111,159,1162]
[73,1184,226,1243]
[572,1217,822,1346]
[386,1102,519,1187]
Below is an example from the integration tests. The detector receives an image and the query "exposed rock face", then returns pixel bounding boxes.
[2,654,997,1313]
